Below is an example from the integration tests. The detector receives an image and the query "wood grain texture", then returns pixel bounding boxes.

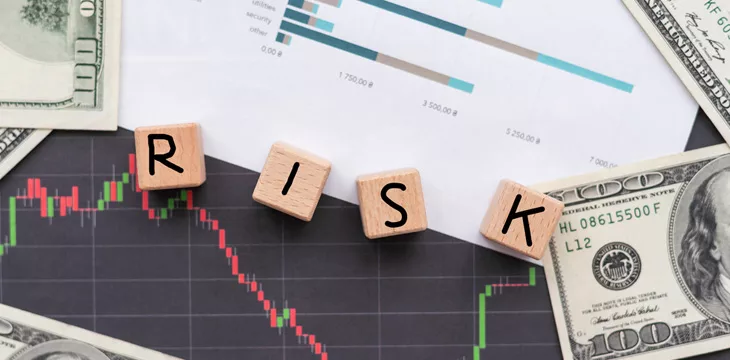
[480,179,564,259]
[134,123,206,191]
[252,142,331,221]
[357,168,427,239]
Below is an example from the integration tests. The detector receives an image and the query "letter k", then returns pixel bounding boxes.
[501,194,545,247]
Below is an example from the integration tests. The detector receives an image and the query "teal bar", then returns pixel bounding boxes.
[280,20,378,60]
[315,19,335,32]
[358,0,467,36]
[122,172,130,184]
[284,8,312,25]
[448,78,474,93]
[276,32,286,43]
[536,54,634,93]
[97,199,104,211]
[478,0,503,7]
[288,0,305,7]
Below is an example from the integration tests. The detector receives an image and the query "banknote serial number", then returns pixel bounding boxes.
[560,203,661,232]
[422,100,458,117]
[505,128,541,145]
[339,72,374,88]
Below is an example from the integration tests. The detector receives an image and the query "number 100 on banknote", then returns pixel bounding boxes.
[0,0,121,130]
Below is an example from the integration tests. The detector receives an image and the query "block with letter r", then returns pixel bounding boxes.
[480,180,564,259]
[134,123,206,191]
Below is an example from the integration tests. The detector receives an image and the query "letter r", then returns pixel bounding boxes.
[148,134,184,175]
[501,194,545,247]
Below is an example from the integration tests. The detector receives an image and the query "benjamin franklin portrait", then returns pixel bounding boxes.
[676,162,730,322]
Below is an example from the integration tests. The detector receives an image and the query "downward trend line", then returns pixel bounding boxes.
[2,154,330,360]
[1,153,538,360]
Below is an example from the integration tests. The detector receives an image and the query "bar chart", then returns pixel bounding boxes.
[275,0,631,93]
[0,130,561,360]
[354,0,633,93]
[279,0,475,93]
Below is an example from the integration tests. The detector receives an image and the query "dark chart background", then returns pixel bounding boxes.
[0,109,724,360]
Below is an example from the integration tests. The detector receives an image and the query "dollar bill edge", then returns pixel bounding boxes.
[0,304,182,360]
[622,0,730,143]
[532,144,729,194]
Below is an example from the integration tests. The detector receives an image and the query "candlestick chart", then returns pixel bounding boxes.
[0,131,560,360]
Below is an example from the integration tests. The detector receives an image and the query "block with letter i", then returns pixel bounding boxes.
[480,180,564,259]
[252,142,332,221]
[134,123,206,191]
[357,168,428,239]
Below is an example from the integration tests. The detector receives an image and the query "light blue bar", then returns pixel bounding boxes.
[337,0,343,6]
[537,54,634,93]
[315,19,335,32]
[448,78,474,93]
[478,0,503,7]
[312,3,320,13]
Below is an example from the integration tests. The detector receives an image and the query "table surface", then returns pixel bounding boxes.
[0,110,724,360]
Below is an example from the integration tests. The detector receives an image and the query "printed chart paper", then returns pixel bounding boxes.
[119,0,698,263]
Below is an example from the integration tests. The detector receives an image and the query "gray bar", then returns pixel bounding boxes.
[313,0,341,7]
[465,29,539,60]
[375,54,451,85]
[303,1,317,12]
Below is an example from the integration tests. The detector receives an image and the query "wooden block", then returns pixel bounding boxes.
[480,180,564,259]
[357,168,428,239]
[252,142,331,221]
[134,123,206,191]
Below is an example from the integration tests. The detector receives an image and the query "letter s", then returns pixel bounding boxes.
[381,183,407,228]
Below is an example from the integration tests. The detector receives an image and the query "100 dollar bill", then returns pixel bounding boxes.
[536,145,730,359]
[0,0,120,130]
[0,304,180,360]
[622,0,730,145]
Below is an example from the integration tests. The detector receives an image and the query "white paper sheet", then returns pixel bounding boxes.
[119,0,698,263]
